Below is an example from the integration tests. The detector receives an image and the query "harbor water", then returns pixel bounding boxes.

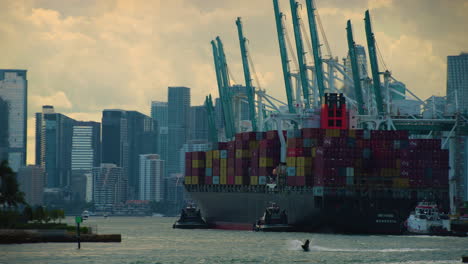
[1,217,467,264]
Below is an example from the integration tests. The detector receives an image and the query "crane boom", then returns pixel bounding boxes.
[212,38,235,139]
[305,0,325,103]
[205,95,218,144]
[272,0,295,114]
[346,20,365,115]
[364,10,384,115]
[236,17,258,131]
[289,0,310,109]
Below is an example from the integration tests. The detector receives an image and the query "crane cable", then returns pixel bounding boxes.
[315,8,332,58]
[282,16,299,70]
[245,43,263,91]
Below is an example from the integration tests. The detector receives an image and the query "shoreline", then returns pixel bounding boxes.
[0,229,121,244]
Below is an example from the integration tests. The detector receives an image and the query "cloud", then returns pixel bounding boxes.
[0,0,466,164]
[30,91,73,109]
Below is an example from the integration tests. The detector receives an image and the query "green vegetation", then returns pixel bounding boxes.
[0,160,26,209]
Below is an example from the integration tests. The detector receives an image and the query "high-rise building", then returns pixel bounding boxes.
[17,165,45,206]
[139,154,165,202]
[102,110,157,199]
[0,70,27,171]
[70,122,100,202]
[447,53,468,113]
[167,87,190,176]
[93,164,126,211]
[189,106,209,141]
[343,45,368,100]
[165,173,185,207]
[71,122,101,172]
[0,97,8,162]
[151,101,168,163]
[35,106,76,188]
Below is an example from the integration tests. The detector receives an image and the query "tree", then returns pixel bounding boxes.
[0,160,26,209]
[23,205,33,222]
[57,209,65,223]
[50,209,58,223]
[34,206,45,223]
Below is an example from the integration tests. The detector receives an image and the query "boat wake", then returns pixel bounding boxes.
[286,240,436,253]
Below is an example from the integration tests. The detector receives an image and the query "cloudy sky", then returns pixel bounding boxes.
[0,0,466,164]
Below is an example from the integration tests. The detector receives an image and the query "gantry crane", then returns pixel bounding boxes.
[236,17,258,131]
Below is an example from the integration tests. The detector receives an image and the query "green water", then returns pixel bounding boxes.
[1,217,467,264]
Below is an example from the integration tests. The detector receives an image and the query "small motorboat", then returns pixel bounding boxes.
[253,202,293,232]
[81,210,90,220]
[173,204,208,229]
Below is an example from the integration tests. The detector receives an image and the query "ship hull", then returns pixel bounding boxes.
[187,186,448,234]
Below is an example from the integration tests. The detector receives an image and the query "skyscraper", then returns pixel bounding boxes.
[0,70,27,171]
[71,122,101,171]
[189,105,209,141]
[35,106,76,188]
[167,87,190,176]
[17,165,45,206]
[70,122,101,202]
[139,154,165,202]
[102,109,157,199]
[93,163,126,212]
[151,101,168,163]
[447,53,468,112]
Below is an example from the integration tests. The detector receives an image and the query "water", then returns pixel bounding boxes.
[1,217,467,264]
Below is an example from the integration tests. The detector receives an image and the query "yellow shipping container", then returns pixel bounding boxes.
[393,178,409,188]
[213,150,220,159]
[326,129,340,137]
[235,176,243,185]
[236,149,243,159]
[242,149,250,158]
[206,159,212,168]
[185,176,192,185]
[297,157,305,167]
[220,159,227,168]
[220,175,227,184]
[220,167,227,177]
[249,141,259,150]
[296,166,305,177]
[304,157,312,167]
[250,176,258,185]
[192,176,199,185]
[192,160,205,169]
[259,157,273,167]
[396,159,401,169]
[311,147,316,158]
[348,129,356,138]
[228,168,235,176]
[206,150,213,160]
[286,157,296,167]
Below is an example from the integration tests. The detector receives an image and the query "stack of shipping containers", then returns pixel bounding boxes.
[185,128,449,192]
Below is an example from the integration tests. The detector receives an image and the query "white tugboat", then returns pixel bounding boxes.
[406,201,450,235]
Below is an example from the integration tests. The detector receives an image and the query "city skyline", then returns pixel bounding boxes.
[0,0,467,164]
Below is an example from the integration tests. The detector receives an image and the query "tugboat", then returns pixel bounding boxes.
[253,203,293,232]
[173,204,208,229]
[81,210,90,220]
[406,201,450,235]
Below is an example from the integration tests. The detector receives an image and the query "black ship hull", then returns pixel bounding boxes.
[187,185,449,234]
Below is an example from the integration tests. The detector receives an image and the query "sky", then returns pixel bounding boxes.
[0,0,466,164]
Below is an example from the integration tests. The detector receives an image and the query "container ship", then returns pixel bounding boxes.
[184,94,450,234]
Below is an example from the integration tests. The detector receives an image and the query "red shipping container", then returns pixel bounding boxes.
[242,131,256,141]
[212,159,220,168]
[287,176,296,186]
[205,176,212,185]
[217,142,229,150]
[185,166,191,177]
[235,133,243,142]
[213,166,220,176]
[227,175,235,185]
[185,152,192,160]
[296,176,305,186]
